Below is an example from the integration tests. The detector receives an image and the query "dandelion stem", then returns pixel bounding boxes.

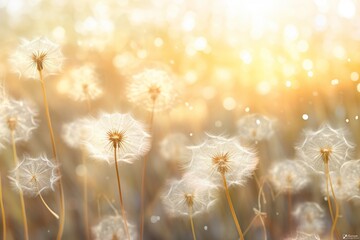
[38,69,65,240]
[113,146,131,240]
[222,173,244,240]
[188,206,197,240]
[254,174,266,204]
[140,103,155,240]
[39,192,59,219]
[81,148,90,240]
[10,130,29,240]
[0,175,6,240]
[326,163,340,240]
[324,164,335,222]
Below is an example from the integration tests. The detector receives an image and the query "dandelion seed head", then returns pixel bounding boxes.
[9,154,59,197]
[0,97,38,143]
[320,171,347,200]
[92,215,137,240]
[269,160,310,194]
[286,232,321,240]
[161,173,217,216]
[296,124,355,173]
[58,65,103,102]
[187,134,258,187]
[237,113,274,142]
[126,67,179,112]
[292,202,325,235]
[10,37,63,79]
[62,118,92,148]
[83,113,151,164]
[159,133,191,168]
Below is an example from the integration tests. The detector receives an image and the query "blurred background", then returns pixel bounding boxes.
[0,0,360,239]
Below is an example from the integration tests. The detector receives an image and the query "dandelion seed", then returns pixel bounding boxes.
[126,67,179,112]
[159,133,191,167]
[0,97,38,144]
[9,154,59,197]
[292,202,325,235]
[187,135,258,186]
[237,114,274,142]
[83,113,151,164]
[269,160,310,194]
[62,118,92,149]
[92,215,137,240]
[58,65,103,102]
[296,124,354,173]
[10,37,63,79]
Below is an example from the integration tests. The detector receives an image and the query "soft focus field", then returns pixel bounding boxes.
[1,0,360,240]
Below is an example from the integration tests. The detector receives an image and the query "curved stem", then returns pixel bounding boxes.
[0,175,6,240]
[244,215,258,236]
[326,164,340,240]
[113,147,130,240]
[39,192,59,219]
[254,174,266,204]
[140,103,155,240]
[324,164,335,222]
[188,207,197,240]
[81,148,90,240]
[38,70,65,240]
[11,131,29,240]
[222,173,244,240]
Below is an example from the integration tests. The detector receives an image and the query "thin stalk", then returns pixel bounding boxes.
[324,164,335,223]
[326,163,339,240]
[140,103,155,240]
[38,70,65,240]
[258,181,267,240]
[188,206,197,240]
[39,192,59,219]
[259,215,267,240]
[222,173,244,240]
[254,174,266,204]
[244,215,258,235]
[0,175,6,240]
[10,131,29,240]
[81,148,90,240]
[113,146,130,240]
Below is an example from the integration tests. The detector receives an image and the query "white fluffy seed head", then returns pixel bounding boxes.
[161,173,217,217]
[237,113,274,142]
[296,124,355,173]
[269,160,310,194]
[186,134,258,187]
[92,215,137,240]
[62,117,93,149]
[340,160,360,201]
[126,66,179,112]
[292,202,325,235]
[9,154,60,197]
[83,112,151,164]
[10,37,64,79]
[321,171,348,200]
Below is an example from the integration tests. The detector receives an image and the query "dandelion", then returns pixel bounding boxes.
[237,113,274,142]
[162,173,216,240]
[126,67,179,113]
[293,202,325,235]
[9,154,60,219]
[84,112,151,240]
[296,124,354,239]
[159,133,191,171]
[187,134,258,240]
[269,160,310,194]
[57,65,103,111]
[92,215,137,240]
[340,160,360,201]
[11,36,66,239]
[10,37,63,80]
[0,98,38,143]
